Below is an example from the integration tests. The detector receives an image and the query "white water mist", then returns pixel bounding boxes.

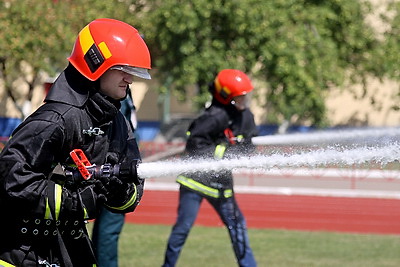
[137,143,400,179]
[251,127,400,145]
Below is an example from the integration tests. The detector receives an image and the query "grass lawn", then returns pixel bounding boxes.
[86,222,400,267]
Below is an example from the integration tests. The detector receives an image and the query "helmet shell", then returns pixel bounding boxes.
[68,18,151,81]
[213,69,253,105]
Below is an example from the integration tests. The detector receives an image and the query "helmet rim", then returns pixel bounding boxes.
[213,69,253,105]
[68,18,151,81]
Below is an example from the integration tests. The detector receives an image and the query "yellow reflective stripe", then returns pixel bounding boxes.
[224,189,233,198]
[98,42,111,59]
[45,197,51,219]
[79,25,95,54]
[54,184,62,221]
[177,175,219,198]
[215,79,231,96]
[106,184,137,211]
[83,208,89,220]
[214,144,226,159]
[0,259,16,267]
[44,184,62,220]
[177,175,232,198]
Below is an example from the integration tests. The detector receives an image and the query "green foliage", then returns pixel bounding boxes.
[0,0,139,118]
[1,1,71,78]
[1,0,399,125]
[0,0,143,76]
[143,0,392,126]
[382,1,400,79]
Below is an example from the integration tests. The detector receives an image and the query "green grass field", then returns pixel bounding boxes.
[86,222,400,267]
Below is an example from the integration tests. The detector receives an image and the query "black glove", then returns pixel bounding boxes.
[103,175,137,210]
[62,181,107,220]
[92,179,108,202]
[62,189,80,214]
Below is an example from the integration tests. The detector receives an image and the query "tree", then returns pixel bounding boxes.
[143,0,391,127]
[382,1,400,80]
[0,0,139,119]
[2,0,398,127]
[0,0,74,118]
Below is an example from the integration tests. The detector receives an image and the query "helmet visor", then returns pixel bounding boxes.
[231,94,249,111]
[110,65,151,80]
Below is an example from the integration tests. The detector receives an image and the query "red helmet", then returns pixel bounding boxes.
[213,69,253,105]
[68,18,151,81]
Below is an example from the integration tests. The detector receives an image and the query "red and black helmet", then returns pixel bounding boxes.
[213,69,253,105]
[68,18,151,81]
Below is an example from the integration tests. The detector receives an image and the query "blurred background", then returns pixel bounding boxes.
[1,0,400,144]
[1,0,400,237]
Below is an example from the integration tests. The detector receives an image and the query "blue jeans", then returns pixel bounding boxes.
[163,186,257,267]
[92,206,125,267]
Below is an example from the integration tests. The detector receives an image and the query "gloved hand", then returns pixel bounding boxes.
[102,175,137,210]
[63,160,141,211]
[63,188,80,214]
[92,179,108,202]
[63,180,108,220]
[221,128,256,158]
[64,160,140,184]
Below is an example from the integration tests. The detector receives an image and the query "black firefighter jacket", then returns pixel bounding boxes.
[177,100,258,198]
[0,64,143,266]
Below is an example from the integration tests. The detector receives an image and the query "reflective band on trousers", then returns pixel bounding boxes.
[177,175,233,198]
[0,259,15,267]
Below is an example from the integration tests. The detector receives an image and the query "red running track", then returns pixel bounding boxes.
[126,190,400,235]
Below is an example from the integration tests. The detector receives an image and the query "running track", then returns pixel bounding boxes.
[126,190,400,235]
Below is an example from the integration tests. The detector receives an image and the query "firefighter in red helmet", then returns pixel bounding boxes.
[0,18,150,267]
[162,69,258,267]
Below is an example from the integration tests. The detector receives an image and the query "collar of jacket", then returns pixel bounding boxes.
[211,98,244,117]
[86,92,119,125]
[45,64,95,108]
[45,64,120,125]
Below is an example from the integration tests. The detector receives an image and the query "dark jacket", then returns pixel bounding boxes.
[177,100,258,198]
[0,64,143,266]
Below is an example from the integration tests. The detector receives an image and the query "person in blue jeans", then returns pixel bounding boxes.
[162,69,258,267]
[92,208,125,267]
[92,90,139,267]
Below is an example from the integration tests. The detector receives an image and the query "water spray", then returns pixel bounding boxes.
[137,142,400,179]
[251,127,400,146]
